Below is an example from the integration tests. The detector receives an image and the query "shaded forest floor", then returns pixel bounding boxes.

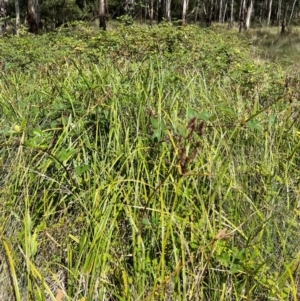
[244,25,300,70]
[0,23,300,300]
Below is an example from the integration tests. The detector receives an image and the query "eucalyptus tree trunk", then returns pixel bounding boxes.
[281,0,289,30]
[267,0,273,25]
[244,0,253,29]
[239,0,245,21]
[13,0,20,35]
[277,0,282,25]
[149,0,154,25]
[238,0,245,31]
[15,0,20,32]
[27,0,38,33]
[230,0,234,25]
[194,0,200,22]
[165,0,171,21]
[288,0,297,25]
[99,0,106,30]
[182,0,189,25]
[219,0,223,22]
[0,0,8,35]
[35,0,40,27]
[223,0,228,22]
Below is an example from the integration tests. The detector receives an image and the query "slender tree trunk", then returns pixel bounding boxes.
[277,0,282,25]
[259,4,263,23]
[143,0,148,23]
[194,0,200,22]
[15,0,20,35]
[244,0,253,29]
[149,0,153,25]
[105,0,109,19]
[165,0,171,21]
[238,0,245,31]
[182,0,189,25]
[28,0,38,34]
[35,0,40,28]
[283,0,289,20]
[267,0,273,25]
[230,0,234,25]
[239,0,245,20]
[0,0,8,36]
[219,0,223,22]
[130,0,135,16]
[204,0,213,26]
[99,0,106,30]
[288,0,297,25]
[223,0,228,22]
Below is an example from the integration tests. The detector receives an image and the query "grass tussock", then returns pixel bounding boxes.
[0,23,300,300]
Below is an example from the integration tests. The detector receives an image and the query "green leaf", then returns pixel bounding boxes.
[246,119,262,132]
[219,106,237,118]
[151,118,159,129]
[190,242,199,251]
[75,164,90,176]
[217,252,231,267]
[198,111,211,121]
[142,217,151,226]
[152,129,161,141]
[59,148,76,161]
[269,115,276,126]
[230,263,243,273]
[32,129,43,137]
[187,107,196,119]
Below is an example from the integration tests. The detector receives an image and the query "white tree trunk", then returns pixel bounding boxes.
[182,0,189,25]
[288,0,297,26]
[277,0,282,25]
[149,0,154,25]
[165,0,171,21]
[15,0,20,26]
[15,0,20,35]
[223,0,228,23]
[230,0,234,24]
[244,0,253,29]
[219,0,223,22]
[267,0,273,25]
[194,0,200,22]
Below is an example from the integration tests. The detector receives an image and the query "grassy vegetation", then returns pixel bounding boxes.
[245,25,300,70]
[0,22,300,300]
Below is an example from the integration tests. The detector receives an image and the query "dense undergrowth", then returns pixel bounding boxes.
[0,23,300,300]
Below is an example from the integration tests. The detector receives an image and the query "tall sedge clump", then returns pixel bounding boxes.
[177,117,205,175]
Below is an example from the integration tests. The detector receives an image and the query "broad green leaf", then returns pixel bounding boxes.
[246,119,262,132]
[198,111,211,121]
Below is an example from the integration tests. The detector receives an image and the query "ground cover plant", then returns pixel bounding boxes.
[0,23,300,300]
